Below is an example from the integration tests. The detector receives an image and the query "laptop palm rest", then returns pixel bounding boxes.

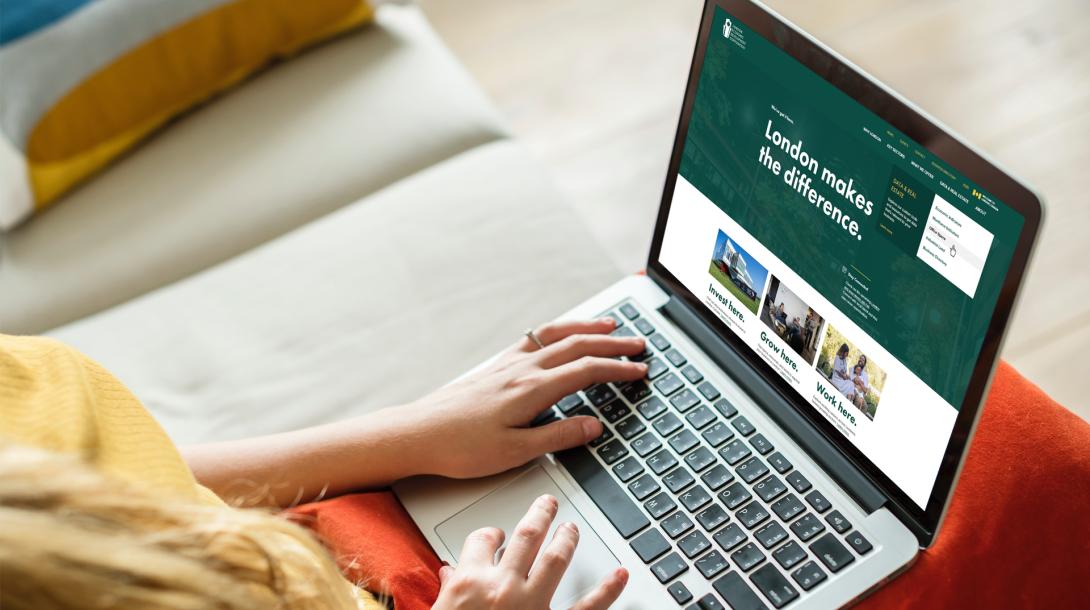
[435,464,620,607]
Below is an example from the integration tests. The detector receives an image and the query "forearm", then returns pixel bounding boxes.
[182,405,429,507]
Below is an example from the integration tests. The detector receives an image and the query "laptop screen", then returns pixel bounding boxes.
[655,5,1025,510]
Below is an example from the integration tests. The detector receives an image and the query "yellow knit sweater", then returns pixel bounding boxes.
[0,334,381,609]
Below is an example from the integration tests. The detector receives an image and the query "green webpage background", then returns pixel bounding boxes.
[678,7,1024,407]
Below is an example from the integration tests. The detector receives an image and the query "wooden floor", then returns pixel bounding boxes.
[417,0,1090,421]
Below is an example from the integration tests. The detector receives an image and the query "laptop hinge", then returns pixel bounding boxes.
[660,296,887,514]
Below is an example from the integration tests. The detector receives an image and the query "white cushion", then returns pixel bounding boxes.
[50,141,620,445]
[0,5,506,334]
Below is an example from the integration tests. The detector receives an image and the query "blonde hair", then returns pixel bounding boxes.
[0,441,365,610]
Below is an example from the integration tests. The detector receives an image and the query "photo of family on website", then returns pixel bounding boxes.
[816,324,887,420]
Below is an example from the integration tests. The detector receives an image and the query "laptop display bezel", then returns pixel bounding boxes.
[646,0,1042,545]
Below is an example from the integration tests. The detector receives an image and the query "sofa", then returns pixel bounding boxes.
[0,4,620,444]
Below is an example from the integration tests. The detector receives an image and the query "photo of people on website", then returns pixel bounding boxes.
[759,275,825,365]
[708,229,769,314]
[816,325,887,420]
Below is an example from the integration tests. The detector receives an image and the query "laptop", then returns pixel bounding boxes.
[395,0,1043,607]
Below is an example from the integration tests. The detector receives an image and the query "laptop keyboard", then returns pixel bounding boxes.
[545,301,874,609]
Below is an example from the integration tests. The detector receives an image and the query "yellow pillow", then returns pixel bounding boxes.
[0,0,374,230]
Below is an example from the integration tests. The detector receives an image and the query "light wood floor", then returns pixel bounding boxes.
[417,0,1090,421]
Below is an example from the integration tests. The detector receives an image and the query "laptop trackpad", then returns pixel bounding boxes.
[435,464,619,607]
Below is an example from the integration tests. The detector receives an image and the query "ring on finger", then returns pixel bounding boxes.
[525,328,546,349]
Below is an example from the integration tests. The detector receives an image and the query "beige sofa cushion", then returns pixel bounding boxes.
[50,141,620,445]
[0,5,506,334]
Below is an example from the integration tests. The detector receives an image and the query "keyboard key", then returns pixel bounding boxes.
[697,593,728,610]
[713,398,739,419]
[749,434,773,455]
[620,381,652,405]
[700,464,734,491]
[702,422,735,447]
[714,523,748,551]
[628,473,660,500]
[588,425,613,447]
[713,572,767,610]
[665,348,687,367]
[678,530,712,558]
[619,303,640,320]
[770,494,805,522]
[790,560,827,591]
[645,491,678,520]
[697,381,721,401]
[634,318,656,335]
[767,452,792,474]
[647,449,679,475]
[604,312,624,327]
[596,439,628,465]
[754,475,787,502]
[805,490,832,513]
[556,446,649,538]
[754,522,789,549]
[685,447,717,473]
[662,512,695,538]
[686,405,717,430]
[630,528,671,563]
[696,504,729,531]
[670,388,701,413]
[680,364,704,384]
[646,357,669,380]
[750,563,799,608]
[557,394,584,414]
[732,415,756,436]
[825,510,852,534]
[669,429,700,454]
[719,439,752,465]
[612,456,644,482]
[585,384,616,407]
[696,549,730,579]
[679,485,712,512]
[611,325,636,338]
[663,467,695,493]
[631,433,662,457]
[599,399,631,423]
[651,552,689,583]
[772,540,807,570]
[650,333,671,351]
[629,347,653,362]
[736,457,770,484]
[718,482,752,510]
[615,415,646,440]
[789,513,826,542]
[809,533,855,573]
[637,396,667,419]
[653,413,683,436]
[668,581,693,605]
[845,530,873,555]
[654,373,685,396]
[530,408,559,427]
[785,471,812,493]
[730,542,766,571]
[737,500,771,529]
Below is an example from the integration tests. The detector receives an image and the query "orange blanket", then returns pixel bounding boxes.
[287,361,1090,609]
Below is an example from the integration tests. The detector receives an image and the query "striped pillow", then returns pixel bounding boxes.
[0,0,375,230]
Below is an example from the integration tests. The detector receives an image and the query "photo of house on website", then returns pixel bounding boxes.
[709,229,769,314]
[815,325,886,420]
[759,275,824,365]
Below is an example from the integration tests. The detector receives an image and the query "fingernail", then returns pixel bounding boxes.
[581,417,601,439]
[599,317,616,327]
[564,521,579,535]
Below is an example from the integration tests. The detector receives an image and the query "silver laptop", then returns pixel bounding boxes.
[395,1,1043,607]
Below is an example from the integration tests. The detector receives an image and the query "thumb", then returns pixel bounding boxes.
[526,416,602,455]
[437,564,454,587]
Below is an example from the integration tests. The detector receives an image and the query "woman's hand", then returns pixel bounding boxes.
[401,318,647,480]
[432,494,628,610]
